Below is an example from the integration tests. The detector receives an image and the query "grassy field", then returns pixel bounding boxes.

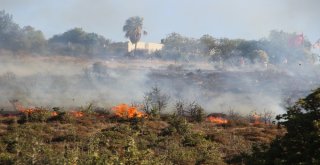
[0,106,284,165]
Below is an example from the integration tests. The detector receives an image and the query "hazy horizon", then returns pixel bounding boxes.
[1,0,320,43]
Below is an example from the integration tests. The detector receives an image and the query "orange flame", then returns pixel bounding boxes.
[13,102,35,114]
[11,102,34,114]
[252,114,261,125]
[69,111,84,118]
[11,102,59,117]
[112,104,145,118]
[207,116,228,124]
[51,111,58,117]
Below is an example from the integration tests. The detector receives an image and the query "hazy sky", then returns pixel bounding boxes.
[1,0,320,43]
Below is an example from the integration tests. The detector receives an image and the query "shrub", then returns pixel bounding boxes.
[19,108,52,123]
[162,114,190,136]
[182,133,205,147]
[0,153,14,165]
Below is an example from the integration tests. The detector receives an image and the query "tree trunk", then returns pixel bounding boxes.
[133,42,137,56]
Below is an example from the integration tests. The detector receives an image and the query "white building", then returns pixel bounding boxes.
[127,41,163,54]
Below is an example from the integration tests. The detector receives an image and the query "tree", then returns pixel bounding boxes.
[187,102,206,123]
[21,26,47,53]
[48,28,109,56]
[0,10,22,51]
[160,32,202,61]
[142,86,169,116]
[200,34,217,55]
[246,88,320,164]
[122,16,147,56]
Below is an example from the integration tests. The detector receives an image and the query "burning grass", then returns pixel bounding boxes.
[0,100,284,164]
[206,116,228,124]
[0,107,284,165]
[112,103,145,118]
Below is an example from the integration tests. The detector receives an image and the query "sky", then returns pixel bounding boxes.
[1,0,320,43]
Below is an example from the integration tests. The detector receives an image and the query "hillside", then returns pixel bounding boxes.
[0,107,284,165]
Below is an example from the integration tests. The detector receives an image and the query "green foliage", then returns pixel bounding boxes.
[174,101,206,123]
[200,34,217,55]
[0,10,46,52]
[0,110,281,165]
[123,16,147,55]
[246,88,320,164]
[188,103,206,123]
[21,26,47,53]
[160,32,202,60]
[50,111,75,123]
[164,114,190,135]
[142,86,170,117]
[49,27,109,56]
[123,16,146,44]
[0,10,21,51]
[166,134,225,165]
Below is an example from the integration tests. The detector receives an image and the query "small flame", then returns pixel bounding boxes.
[51,111,58,117]
[112,104,145,118]
[11,101,60,117]
[207,116,228,124]
[252,114,261,125]
[70,111,84,118]
[11,102,34,114]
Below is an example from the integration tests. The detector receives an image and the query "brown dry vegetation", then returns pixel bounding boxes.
[0,109,284,165]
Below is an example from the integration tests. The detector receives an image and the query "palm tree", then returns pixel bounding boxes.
[123,16,147,55]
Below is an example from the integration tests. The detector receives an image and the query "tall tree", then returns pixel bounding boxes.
[122,16,147,55]
[0,10,22,51]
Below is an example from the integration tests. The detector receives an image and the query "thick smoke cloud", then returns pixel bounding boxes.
[0,52,320,115]
[0,55,149,109]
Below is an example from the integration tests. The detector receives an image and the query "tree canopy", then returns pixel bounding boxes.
[123,16,147,54]
[48,28,110,56]
[0,10,46,52]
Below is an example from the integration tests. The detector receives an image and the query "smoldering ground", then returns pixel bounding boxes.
[0,53,320,115]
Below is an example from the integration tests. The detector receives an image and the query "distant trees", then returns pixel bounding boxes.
[0,10,46,52]
[159,30,314,65]
[123,16,147,55]
[0,10,317,62]
[48,27,110,56]
[21,26,47,52]
[199,34,217,56]
[0,10,21,51]
[0,10,113,56]
[160,33,267,64]
[263,30,313,64]
[159,32,204,61]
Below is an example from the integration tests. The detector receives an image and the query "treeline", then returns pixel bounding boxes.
[0,10,318,64]
[0,11,46,53]
[0,10,127,57]
[160,31,317,65]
